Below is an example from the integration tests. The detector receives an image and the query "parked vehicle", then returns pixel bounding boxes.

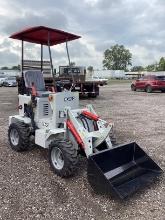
[3,77,17,87]
[0,75,7,86]
[88,76,108,86]
[131,75,165,93]
[48,65,101,97]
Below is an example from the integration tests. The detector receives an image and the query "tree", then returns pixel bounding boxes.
[103,44,132,70]
[87,66,94,72]
[1,66,9,70]
[18,64,21,71]
[11,65,20,70]
[158,57,165,71]
[131,66,144,72]
[145,64,155,71]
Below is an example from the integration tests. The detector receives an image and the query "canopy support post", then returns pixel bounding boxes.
[41,44,43,72]
[48,32,56,91]
[66,40,71,66]
[66,40,74,86]
[21,40,24,78]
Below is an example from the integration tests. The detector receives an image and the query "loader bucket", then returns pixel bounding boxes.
[87,142,163,199]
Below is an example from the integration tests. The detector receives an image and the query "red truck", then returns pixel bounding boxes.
[131,75,165,93]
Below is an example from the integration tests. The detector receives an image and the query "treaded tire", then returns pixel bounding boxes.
[131,84,136,91]
[109,128,116,145]
[146,85,152,93]
[49,139,78,178]
[8,121,31,151]
[91,94,97,98]
[88,93,97,98]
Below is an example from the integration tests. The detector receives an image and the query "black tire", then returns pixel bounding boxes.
[109,129,116,145]
[146,85,152,93]
[88,93,97,98]
[131,84,136,91]
[49,139,78,178]
[8,121,31,151]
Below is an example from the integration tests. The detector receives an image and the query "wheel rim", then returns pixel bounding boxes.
[147,86,151,92]
[131,85,135,91]
[10,128,19,146]
[51,147,64,170]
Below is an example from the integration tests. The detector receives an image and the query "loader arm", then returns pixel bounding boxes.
[65,107,113,157]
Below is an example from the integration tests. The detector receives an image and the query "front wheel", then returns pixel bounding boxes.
[49,140,78,177]
[131,84,136,91]
[8,121,31,151]
[146,85,152,93]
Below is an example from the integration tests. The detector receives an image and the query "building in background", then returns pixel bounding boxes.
[87,69,125,79]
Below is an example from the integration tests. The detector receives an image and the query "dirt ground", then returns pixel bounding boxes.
[0,84,164,220]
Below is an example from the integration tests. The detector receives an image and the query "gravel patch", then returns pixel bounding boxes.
[0,85,164,220]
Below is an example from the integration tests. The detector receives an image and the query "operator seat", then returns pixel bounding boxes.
[24,70,51,97]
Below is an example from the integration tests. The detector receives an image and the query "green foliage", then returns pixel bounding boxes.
[145,64,155,71]
[1,65,20,70]
[87,66,94,71]
[144,57,165,72]
[158,57,165,71]
[1,66,9,70]
[103,44,132,70]
[11,65,20,70]
[131,66,144,72]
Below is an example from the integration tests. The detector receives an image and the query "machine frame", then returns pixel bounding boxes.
[8,27,163,199]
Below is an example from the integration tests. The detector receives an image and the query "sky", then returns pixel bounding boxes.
[0,0,164,70]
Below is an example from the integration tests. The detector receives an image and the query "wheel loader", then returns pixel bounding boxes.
[8,26,162,199]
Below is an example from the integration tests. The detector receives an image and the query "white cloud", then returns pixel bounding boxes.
[0,0,164,69]
[84,0,99,7]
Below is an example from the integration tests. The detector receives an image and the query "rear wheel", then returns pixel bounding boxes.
[146,85,152,93]
[8,121,31,151]
[109,127,116,145]
[49,139,78,177]
[131,84,136,91]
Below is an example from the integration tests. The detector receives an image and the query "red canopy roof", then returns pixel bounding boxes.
[10,26,81,46]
